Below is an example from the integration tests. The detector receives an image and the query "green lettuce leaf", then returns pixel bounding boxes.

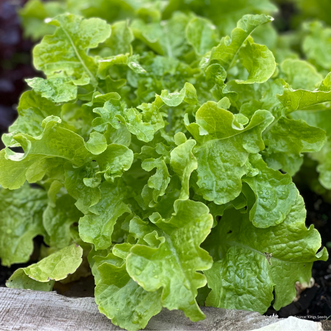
[43,194,83,249]
[170,133,197,200]
[2,4,330,329]
[223,78,283,116]
[189,101,273,204]
[6,268,54,291]
[26,77,78,103]
[0,117,93,189]
[236,37,276,84]
[141,157,171,203]
[102,20,134,56]
[0,184,47,266]
[19,0,63,40]
[92,251,162,331]
[302,21,331,70]
[7,244,83,290]
[242,154,298,228]
[159,82,198,107]
[278,85,331,113]
[291,109,331,188]
[164,0,277,35]
[126,200,213,322]
[204,195,327,313]
[186,17,219,56]
[280,59,323,90]
[208,14,276,84]
[96,144,134,181]
[2,91,61,146]
[131,12,190,58]
[310,140,331,189]
[33,14,111,86]
[85,132,108,155]
[79,180,131,250]
[64,163,101,214]
[263,116,326,175]
[93,95,165,143]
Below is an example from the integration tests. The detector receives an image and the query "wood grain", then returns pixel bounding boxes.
[0,287,118,331]
[0,287,293,331]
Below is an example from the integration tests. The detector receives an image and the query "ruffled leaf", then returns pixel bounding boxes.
[43,194,83,249]
[263,116,326,175]
[186,17,219,56]
[126,200,213,322]
[92,251,162,331]
[0,117,93,189]
[33,14,111,85]
[79,180,131,250]
[170,134,197,200]
[0,184,47,266]
[189,101,273,204]
[209,14,276,84]
[7,244,83,289]
[26,77,78,103]
[204,195,328,313]
[96,144,134,181]
[242,154,298,228]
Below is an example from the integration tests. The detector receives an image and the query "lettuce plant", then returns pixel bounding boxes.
[1,1,330,330]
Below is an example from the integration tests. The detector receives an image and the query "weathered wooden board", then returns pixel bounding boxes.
[0,287,321,331]
[0,287,116,331]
